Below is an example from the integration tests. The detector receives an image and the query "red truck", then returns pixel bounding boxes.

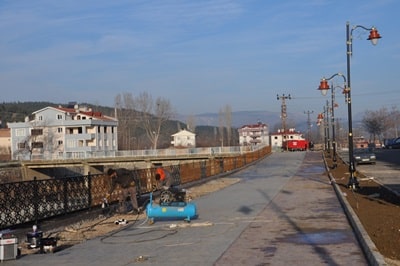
[283,139,308,151]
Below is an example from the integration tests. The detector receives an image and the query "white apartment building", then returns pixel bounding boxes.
[238,122,269,146]
[8,105,118,160]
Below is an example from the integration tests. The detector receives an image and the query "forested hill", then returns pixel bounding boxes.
[0,101,115,128]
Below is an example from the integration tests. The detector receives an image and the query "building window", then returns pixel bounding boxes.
[58,140,63,145]
[31,129,43,136]
[17,142,26,149]
[57,127,63,133]
[57,114,63,120]
[66,139,76,148]
[38,115,43,121]
[15,128,25,137]
[32,142,43,148]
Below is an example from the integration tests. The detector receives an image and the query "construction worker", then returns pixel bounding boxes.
[106,168,141,214]
[155,165,173,190]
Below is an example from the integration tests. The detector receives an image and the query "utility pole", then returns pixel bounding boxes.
[277,94,291,150]
[277,94,291,133]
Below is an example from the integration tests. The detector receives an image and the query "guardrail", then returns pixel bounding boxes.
[16,145,256,161]
[0,145,271,229]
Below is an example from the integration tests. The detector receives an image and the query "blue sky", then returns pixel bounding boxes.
[0,0,399,121]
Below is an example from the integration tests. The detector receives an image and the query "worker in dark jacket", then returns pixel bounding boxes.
[155,166,173,189]
[106,168,140,214]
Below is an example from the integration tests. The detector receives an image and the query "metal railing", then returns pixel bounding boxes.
[15,145,259,161]
[1,145,271,229]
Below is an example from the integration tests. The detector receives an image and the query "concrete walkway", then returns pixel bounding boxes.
[9,151,374,265]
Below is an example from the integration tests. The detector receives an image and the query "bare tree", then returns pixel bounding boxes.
[223,105,232,146]
[135,92,173,149]
[388,106,400,138]
[114,93,138,150]
[362,108,389,145]
[217,105,233,147]
[14,120,59,160]
[218,109,224,147]
[186,115,196,132]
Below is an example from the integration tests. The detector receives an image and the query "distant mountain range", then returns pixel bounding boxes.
[177,110,308,131]
[1,101,364,135]
[178,110,365,134]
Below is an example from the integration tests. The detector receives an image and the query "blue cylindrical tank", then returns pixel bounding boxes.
[146,196,197,222]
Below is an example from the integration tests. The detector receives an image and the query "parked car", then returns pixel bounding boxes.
[353,148,376,165]
[384,137,400,149]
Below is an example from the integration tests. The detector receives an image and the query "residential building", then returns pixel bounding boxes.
[238,122,269,146]
[171,129,196,148]
[0,128,11,161]
[8,104,118,160]
[270,128,305,150]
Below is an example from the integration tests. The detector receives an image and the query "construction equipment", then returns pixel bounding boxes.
[146,190,197,224]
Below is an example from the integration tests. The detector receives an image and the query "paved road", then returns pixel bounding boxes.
[10,151,368,266]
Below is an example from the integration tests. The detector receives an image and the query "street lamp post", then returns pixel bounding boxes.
[330,85,336,167]
[322,103,330,152]
[318,73,346,169]
[345,22,381,189]
[319,22,381,190]
[329,83,345,168]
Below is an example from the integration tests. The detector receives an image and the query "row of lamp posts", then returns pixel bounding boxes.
[317,22,381,190]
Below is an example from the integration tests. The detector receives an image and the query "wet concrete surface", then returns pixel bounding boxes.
[10,151,368,265]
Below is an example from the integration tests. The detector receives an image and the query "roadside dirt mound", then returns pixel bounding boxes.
[325,156,400,265]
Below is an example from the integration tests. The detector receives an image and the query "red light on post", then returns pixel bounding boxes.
[318,79,330,96]
[367,27,381,45]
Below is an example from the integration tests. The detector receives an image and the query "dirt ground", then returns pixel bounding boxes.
[325,155,400,266]
[19,156,400,265]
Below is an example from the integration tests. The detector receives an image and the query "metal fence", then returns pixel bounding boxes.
[20,145,254,161]
[0,145,271,229]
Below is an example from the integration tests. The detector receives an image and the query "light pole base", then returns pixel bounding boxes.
[347,178,360,190]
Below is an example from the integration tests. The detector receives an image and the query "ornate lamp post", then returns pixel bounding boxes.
[318,73,346,168]
[345,22,381,189]
[319,22,381,190]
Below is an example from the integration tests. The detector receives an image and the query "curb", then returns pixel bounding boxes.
[323,156,387,266]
